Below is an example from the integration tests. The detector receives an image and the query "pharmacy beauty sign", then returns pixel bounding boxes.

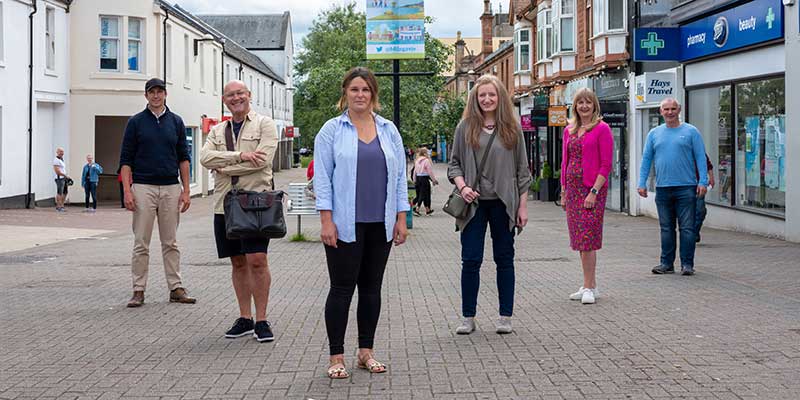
[366,0,425,59]
[633,0,783,62]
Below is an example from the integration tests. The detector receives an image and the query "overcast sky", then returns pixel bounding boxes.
[178,0,496,48]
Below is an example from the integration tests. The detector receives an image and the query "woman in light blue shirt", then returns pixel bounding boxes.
[314,67,409,379]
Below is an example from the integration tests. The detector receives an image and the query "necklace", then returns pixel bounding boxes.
[484,123,495,130]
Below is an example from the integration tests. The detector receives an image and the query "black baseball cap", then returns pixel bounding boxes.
[145,78,167,92]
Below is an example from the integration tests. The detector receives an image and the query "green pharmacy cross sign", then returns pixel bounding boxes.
[765,7,775,29]
[633,28,679,61]
[641,32,665,56]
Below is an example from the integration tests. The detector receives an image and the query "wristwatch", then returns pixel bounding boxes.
[590,187,599,195]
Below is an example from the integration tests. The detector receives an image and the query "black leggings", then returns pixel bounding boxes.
[414,175,432,209]
[324,222,392,355]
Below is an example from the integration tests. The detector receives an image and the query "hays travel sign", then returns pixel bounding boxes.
[633,0,783,62]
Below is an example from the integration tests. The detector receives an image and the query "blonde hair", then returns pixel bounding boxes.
[416,147,428,158]
[567,87,602,132]
[461,75,519,149]
[337,67,381,112]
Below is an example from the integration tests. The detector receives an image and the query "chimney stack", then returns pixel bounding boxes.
[480,0,494,56]
[455,31,465,73]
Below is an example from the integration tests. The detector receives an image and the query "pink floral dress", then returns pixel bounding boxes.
[565,132,608,251]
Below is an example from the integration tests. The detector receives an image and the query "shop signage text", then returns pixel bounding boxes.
[632,0,783,62]
[681,0,783,61]
[548,106,568,127]
[634,72,676,106]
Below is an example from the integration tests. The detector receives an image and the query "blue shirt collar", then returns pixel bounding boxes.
[337,110,390,127]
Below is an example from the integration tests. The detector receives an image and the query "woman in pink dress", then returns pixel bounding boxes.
[559,88,614,304]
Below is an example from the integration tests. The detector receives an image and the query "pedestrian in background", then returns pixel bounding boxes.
[53,147,69,212]
[412,147,438,216]
[638,98,708,276]
[119,78,196,307]
[314,67,409,379]
[695,154,714,243]
[559,88,613,305]
[201,80,278,343]
[81,154,103,212]
[447,74,531,335]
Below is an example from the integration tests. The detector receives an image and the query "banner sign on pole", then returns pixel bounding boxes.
[366,0,425,59]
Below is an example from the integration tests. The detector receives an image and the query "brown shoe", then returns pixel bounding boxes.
[169,288,196,304]
[127,291,144,308]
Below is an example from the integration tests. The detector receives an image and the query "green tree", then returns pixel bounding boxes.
[293,3,454,150]
[430,93,466,153]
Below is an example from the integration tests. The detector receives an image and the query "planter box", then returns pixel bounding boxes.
[539,178,559,202]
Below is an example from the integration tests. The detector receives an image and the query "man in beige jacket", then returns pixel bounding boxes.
[200,80,278,342]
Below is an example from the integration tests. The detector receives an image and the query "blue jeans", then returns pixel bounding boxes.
[695,195,707,236]
[655,186,697,268]
[460,199,515,318]
[84,182,98,209]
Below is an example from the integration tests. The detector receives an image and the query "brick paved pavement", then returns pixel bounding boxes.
[1,164,799,399]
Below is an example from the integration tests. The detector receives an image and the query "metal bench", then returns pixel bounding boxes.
[286,182,319,235]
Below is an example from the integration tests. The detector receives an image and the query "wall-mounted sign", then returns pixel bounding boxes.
[600,102,627,128]
[596,71,628,99]
[634,72,676,106]
[548,106,568,127]
[633,28,681,61]
[680,0,783,61]
[521,115,533,131]
[285,126,295,138]
[634,0,783,62]
[531,110,549,127]
[366,1,425,59]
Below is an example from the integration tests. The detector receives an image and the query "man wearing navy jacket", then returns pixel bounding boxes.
[120,78,196,307]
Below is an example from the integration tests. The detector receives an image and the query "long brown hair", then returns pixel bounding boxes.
[337,67,381,112]
[461,75,519,150]
[567,87,602,132]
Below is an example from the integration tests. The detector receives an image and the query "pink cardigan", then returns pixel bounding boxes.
[560,121,614,189]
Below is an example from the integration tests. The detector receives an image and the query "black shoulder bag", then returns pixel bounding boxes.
[443,131,496,219]
[222,121,287,239]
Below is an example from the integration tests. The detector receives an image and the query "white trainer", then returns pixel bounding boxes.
[570,287,599,300]
[495,316,512,334]
[581,288,596,304]
[455,317,476,334]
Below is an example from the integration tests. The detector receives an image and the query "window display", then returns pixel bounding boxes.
[687,76,784,215]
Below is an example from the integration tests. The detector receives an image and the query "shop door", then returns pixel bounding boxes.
[601,103,627,212]
[608,126,624,211]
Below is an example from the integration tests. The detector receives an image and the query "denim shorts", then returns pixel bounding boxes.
[55,178,67,195]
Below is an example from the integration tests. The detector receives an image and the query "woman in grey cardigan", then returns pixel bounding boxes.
[447,75,531,335]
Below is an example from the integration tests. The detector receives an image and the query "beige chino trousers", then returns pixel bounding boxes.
[130,183,183,291]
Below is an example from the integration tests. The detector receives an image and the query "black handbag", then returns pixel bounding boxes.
[443,131,496,219]
[221,121,287,239]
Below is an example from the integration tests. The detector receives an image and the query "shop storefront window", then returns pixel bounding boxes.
[687,76,785,215]
[735,78,785,214]
[642,109,663,192]
[688,85,731,205]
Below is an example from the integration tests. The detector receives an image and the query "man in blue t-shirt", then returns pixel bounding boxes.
[637,98,708,276]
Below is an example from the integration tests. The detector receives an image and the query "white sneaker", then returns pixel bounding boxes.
[455,317,476,335]
[569,287,599,300]
[581,289,596,304]
[495,316,512,334]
